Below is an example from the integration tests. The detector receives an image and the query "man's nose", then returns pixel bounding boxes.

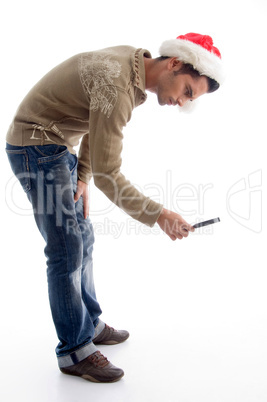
[177,97,185,107]
[177,97,190,108]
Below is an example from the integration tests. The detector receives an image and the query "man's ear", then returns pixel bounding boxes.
[167,58,183,72]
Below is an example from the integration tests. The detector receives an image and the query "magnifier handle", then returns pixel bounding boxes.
[193,217,220,229]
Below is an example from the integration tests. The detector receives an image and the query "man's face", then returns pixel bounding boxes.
[156,69,209,108]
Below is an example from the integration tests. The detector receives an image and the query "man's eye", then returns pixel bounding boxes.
[185,88,192,98]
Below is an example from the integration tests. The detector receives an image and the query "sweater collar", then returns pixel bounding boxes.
[132,48,151,102]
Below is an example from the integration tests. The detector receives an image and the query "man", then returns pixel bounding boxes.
[6,33,223,383]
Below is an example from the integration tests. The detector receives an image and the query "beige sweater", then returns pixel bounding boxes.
[6,45,163,226]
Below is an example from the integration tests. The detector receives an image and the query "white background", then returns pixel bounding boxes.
[1,0,266,401]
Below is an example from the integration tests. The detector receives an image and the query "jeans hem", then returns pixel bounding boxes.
[93,319,105,339]
[57,341,98,368]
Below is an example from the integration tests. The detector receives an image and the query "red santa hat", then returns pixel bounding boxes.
[159,33,224,85]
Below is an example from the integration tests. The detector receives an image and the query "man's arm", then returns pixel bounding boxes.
[77,133,92,184]
[75,88,194,239]
[74,133,91,218]
[87,88,163,226]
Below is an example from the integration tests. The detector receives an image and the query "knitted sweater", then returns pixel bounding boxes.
[6,45,163,226]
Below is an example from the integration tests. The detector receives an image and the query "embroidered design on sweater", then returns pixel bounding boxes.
[30,124,53,141]
[79,53,122,118]
[30,123,64,141]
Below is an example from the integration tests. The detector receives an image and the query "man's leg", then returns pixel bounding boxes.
[6,143,125,382]
[70,179,105,339]
[70,162,129,345]
[8,145,100,353]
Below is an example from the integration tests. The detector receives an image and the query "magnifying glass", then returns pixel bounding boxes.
[193,217,220,229]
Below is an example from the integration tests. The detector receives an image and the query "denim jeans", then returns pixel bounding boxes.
[6,143,104,368]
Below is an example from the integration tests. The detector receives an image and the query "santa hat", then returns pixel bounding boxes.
[159,33,223,85]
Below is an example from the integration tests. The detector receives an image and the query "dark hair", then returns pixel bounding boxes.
[156,56,220,93]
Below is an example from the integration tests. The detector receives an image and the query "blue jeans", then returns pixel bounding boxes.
[6,143,104,368]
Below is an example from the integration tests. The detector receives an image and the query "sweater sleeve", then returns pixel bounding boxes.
[77,133,92,183]
[87,88,163,227]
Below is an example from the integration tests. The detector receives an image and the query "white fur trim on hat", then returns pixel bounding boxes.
[159,38,224,85]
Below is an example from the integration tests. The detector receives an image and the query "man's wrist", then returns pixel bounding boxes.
[157,207,167,224]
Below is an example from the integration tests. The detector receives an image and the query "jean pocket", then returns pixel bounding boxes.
[34,144,68,158]
[36,145,69,164]
[6,149,31,193]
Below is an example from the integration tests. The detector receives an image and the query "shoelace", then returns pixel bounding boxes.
[106,325,116,333]
[88,351,109,368]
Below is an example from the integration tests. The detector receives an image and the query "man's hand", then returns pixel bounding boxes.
[74,180,89,219]
[157,208,195,240]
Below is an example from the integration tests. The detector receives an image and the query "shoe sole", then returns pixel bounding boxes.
[94,334,130,345]
[61,370,124,383]
[82,373,124,383]
[94,340,121,345]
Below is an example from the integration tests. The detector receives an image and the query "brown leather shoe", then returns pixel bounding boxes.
[60,351,124,383]
[93,324,130,345]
